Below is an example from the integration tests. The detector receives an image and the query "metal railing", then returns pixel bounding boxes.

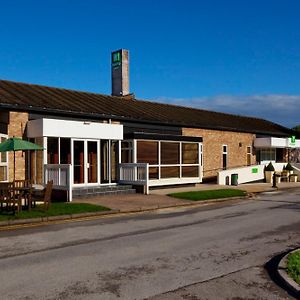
[118,163,149,194]
[44,164,73,201]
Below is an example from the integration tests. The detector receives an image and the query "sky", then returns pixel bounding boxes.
[0,0,300,128]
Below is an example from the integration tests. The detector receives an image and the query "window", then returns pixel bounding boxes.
[0,135,8,181]
[222,145,228,170]
[137,141,158,164]
[161,142,179,164]
[247,146,252,166]
[260,148,276,162]
[182,143,199,164]
[121,141,133,163]
[47,137,59,164]
[60,138,71,164]
[136,140,201,180]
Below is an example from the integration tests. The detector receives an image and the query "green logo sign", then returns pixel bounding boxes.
[112,51,121,69]
[112,52,121,63]
[252,168,258,174]
[291,135,296,144]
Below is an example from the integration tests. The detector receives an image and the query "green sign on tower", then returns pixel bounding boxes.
[112,50,122,69]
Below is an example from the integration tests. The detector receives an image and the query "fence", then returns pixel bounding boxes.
[118,163,149,194]
[44,164,73,201]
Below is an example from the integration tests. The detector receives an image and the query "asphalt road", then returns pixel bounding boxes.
[0,189,299,300]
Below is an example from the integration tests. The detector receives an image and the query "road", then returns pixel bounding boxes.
[0,189,299,300]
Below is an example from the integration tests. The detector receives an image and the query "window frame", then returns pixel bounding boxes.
[135,139,202,180]
[0,134,9,182]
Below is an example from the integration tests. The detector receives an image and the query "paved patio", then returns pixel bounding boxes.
[72,182,300,212]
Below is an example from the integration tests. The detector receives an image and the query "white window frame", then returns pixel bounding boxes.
[134,139,202,180]
[222,144,228,170]
[0,134,9,182]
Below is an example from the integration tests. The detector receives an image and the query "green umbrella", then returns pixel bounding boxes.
[0,137,44,181]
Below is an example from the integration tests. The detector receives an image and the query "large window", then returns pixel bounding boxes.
[161,142,179,164]
[137,141,158,164]
[121,141,133,163]
[0,135,8,181]
[260,148,276,162]
[60,138,71,164]
[47,137,59,164]
[182,143,198,164]
[136,140,201,180]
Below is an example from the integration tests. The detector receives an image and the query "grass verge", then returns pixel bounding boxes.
[287,250,300,285]
[0,203,110,221]
[168,189,247,201]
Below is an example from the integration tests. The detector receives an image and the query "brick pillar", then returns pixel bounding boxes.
[7,112,29,181]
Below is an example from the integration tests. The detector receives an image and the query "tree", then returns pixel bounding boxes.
[292,125,300,132]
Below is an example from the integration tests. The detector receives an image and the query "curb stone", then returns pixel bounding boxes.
[277,248,300,297]
[0,194,251,229]
[0,209,119,228]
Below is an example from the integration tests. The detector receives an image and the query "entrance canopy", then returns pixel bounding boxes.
[27,118,123,140]
[254,137,300,149]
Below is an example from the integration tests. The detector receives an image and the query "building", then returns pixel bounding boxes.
[0,49,299,198]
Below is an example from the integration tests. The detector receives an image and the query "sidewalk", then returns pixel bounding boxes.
[73,182,300,212]
[1,182,299,229]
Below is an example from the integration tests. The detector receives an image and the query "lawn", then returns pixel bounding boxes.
[287,250,300,285]
[0,202,110,221]
[168,189,247,201]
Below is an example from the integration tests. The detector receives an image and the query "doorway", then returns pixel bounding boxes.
[73,140,99,185]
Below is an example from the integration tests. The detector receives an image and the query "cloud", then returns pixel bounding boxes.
[153,94,300,128]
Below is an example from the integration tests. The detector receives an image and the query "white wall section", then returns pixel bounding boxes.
[27,118,123,140]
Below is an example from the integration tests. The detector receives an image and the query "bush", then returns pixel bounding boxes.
[285,162,294,171]
[265,162,275,171]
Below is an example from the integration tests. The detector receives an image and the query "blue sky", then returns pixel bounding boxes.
[0,0,299,127]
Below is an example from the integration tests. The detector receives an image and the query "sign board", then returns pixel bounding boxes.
[288,135,297,148]
[112,50,122,69]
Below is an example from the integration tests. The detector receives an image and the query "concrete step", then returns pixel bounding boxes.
[72,185,136,198]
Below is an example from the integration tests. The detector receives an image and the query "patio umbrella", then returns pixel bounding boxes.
[0,137,43,181]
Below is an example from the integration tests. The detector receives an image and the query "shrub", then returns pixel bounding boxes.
[265,162,275,171]
[285,162,294,171]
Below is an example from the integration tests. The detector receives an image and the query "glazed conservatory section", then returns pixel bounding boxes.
[119,140,203,190]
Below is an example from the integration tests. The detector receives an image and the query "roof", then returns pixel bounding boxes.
[0,79,292,137]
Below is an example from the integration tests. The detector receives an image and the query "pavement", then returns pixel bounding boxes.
[72,181,300,212]
[0,181,299,228]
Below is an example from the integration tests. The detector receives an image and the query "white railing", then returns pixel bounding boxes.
[292,164,300,182]
[119,163,149,194]
[44,164,73,201]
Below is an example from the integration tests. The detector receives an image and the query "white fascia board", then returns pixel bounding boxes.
[254,137,272,148]
[27,118,123,140]
[254,137,287,148]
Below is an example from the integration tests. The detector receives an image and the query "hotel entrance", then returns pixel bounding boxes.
[73,140,99,185]
[72,139,119,186]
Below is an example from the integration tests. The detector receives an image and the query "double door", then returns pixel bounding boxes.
[73,140,99,185]
[73,140,119,185]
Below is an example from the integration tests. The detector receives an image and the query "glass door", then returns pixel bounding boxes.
[88,141,98,183]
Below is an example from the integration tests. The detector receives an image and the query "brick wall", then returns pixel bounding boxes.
[182,128,256,179]
[7,112,29,181]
